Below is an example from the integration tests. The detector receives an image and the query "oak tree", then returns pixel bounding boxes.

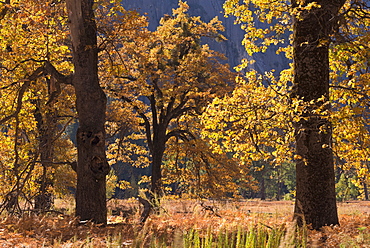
[66,0,110,224]
[0,0,112,223]
[222,0,369,229]
[103,1,236,198]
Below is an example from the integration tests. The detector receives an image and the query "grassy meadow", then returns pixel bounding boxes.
[0,199,369,247]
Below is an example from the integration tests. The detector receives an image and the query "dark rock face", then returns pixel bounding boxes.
[121,0,289,72]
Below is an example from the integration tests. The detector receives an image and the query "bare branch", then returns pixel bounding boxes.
[0,59,73,84]
[166,129,195,142]
[0,81,19,90]
[0,58,46,73]
[50,117,74,143]
[329,84,369,97]
[35,160,76,166]
[44,61,73,85]
[115,75,137,81]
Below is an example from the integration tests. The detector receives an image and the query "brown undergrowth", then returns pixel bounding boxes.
[0,199,368,247]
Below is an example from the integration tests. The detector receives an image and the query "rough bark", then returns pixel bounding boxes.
[151,125,166,197]
[66,0,110,224]
[292,0,344,229]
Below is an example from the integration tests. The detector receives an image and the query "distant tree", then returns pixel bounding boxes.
[103,1,239,198]
[336,173,359,201]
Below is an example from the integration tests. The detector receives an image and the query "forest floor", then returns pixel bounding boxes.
[0,199,369,247]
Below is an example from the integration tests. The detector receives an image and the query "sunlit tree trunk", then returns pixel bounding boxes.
[66,0,110,224]
[292,0,344,229]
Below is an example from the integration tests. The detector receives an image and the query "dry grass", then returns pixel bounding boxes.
[0,199,368,247]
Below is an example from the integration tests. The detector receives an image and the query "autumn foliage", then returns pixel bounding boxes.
[0,0,369,244]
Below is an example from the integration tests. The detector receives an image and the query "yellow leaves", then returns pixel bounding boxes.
[163,137,252,198]
[103,2,235,188]
[291,1,322,20]
[202,68,294,170]
[138,175,151,185]
[294,154,302,161]
[358,168,368,179]
[172,0,189,16]
[224,0,291,68]
[117,180,133,190]
[329,18,370,185]
[59,45,70,53]
[222,0,370,198]
[0,0,77,203]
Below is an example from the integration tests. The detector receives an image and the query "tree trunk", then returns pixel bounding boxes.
[34,101,56,211]
[260,177,266,200]
[151,125,166,197]
[276,181,282,201]
[66,0,110,224]
[363,180,369,201]
[292,0,344,229]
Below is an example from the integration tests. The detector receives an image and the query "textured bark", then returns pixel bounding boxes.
[66,0,110,224]
[292,0,344,229]
[151,125,166,197]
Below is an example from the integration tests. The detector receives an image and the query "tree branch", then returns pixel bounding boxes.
[167,92,191,121]
[165,129,195,142]
[120,96,154,153]
[329,84,369,97]
[0,59,48,73]
[115,75,137,81]
[50,117,74,144]
[166,96,176,116]
[149,94,158,130]
[44,61,73,85]
[0,61,73,125]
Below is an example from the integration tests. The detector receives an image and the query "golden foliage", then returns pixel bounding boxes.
[101,1,242,197]
[0,0,75,209]
[221,0,370,196]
